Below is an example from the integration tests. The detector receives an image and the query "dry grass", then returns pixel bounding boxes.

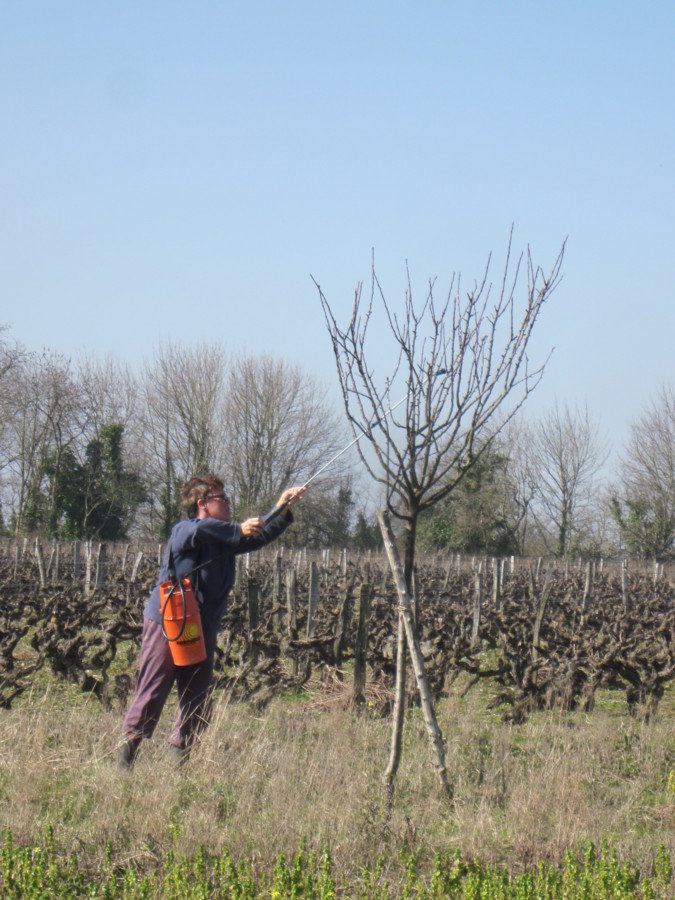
[0,674,672,886]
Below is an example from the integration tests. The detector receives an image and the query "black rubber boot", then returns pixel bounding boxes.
[117,737,141,771]
[168,743,186,767]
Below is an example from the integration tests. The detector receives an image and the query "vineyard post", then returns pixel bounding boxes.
[492,557,501,610]
[532,566,553,660]
[441,566,451,592]
[621,559,631,612]
[120,544,129,577]
[581,561,592,615]
[94,544,106,592]
[471,565,483,649]
[84,541,92,597]
[379,563,389,599]
[333,565,355,672]
[352,569,372,706]
[52,542,60,582]
[234,556,242,596]
[272,553,283,633]
[379,510,452,800]
[12,542,20,580]
[247,578,259,665]
[286,567,298,675]
[73,541,80,580]
[46,539,56,580]
[130,551,143,582]
[35,538,47,589]
[307,561,319,638]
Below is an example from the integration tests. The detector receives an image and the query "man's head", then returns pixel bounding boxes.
[181,474,231,521]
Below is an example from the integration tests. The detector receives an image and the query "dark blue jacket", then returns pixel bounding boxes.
[143,510,292,634]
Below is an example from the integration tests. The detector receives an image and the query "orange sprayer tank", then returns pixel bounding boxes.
[159,578,207,666]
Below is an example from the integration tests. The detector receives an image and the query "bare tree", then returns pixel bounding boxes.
[225,353,349,523]
[0,329,25,477]
[528,402,608,557]
[76,352,138,438]
[612,384,674,558]
[315,232,565,583]
[500,418,538,555]
[316,233,564,798]
[136,341,230,537]
[0,349,84,534]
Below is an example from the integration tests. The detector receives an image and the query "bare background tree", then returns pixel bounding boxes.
[1,350,85,534]
[315,233,566,583]
[499,418,538,555]
[76,352,138,439]
[225,354,343,509]
[136,341,230,537]
[612,384,674,558]
[527,403,608,557]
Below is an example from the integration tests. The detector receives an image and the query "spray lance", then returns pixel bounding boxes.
[262,395,407,525]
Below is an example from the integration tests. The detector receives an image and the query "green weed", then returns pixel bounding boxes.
[0,828,671,898]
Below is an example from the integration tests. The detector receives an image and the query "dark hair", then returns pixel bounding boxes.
[181,474,225,518]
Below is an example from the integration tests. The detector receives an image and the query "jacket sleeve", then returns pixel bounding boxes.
[188,518,243,548]
[235,510,293,555]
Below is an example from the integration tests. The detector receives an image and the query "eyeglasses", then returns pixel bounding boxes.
[206,493,230,504]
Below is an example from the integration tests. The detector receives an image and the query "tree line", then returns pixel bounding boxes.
[413,392,673,561]
[0,331,356,545]
[0,327,672,558]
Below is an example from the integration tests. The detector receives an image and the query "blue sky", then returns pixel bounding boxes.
[1,2,673,474]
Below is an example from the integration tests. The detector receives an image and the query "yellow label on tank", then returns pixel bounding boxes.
[179,623,201,643]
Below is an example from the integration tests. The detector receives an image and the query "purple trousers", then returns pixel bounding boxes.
[122,617,217,749]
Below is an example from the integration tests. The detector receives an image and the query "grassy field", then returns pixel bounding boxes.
[0,672,673,896]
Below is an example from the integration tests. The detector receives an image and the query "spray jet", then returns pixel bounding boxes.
[262,395,407,524]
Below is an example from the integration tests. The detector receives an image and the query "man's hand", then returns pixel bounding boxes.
[240,517,264,538]
[277,485,306,516]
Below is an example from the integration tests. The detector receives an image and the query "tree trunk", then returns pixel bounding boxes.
[379,511,452,799]
[403,510,418,591]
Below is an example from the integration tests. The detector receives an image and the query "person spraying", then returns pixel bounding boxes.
[118,474,304,770]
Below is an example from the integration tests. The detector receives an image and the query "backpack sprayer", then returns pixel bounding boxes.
[160,549,207,666]
[161,395,406,666]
